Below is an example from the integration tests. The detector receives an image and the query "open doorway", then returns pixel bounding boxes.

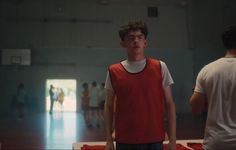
[46,79,77,112]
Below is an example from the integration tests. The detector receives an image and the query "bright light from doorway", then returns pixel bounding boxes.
[46,79,77,112]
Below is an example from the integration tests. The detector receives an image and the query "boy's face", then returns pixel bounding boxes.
[121,30,147,56]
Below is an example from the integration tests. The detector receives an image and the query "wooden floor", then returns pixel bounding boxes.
[0,112,205,150]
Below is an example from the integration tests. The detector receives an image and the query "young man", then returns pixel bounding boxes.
[104,21,176,150]
[16,83,27,118]
[190,24,236,150]
[89,81,100,128]
[49,84,57,114]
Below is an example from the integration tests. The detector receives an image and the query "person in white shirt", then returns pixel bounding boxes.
[89,81,100,128]
[190,24,236,150]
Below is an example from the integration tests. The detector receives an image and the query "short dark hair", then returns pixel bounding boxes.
[82,83,88,88]
[119,21,148,41]
[92,81,97,86]
[222,24,236,49]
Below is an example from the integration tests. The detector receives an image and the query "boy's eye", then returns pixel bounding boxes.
[126,34,145,41]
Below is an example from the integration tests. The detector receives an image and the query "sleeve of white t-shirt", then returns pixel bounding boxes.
[105,71,113,91]
[105,61,174,92]
[194,67,205,94]
[160,61,174,87]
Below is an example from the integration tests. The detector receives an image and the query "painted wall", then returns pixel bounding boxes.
[191,0,236,77]
[0,0,235,116]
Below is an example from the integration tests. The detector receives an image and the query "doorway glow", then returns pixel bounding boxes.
[46,79,77,112]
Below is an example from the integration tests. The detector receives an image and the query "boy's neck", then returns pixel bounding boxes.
[127,54,145,61]
[225,49,236,58]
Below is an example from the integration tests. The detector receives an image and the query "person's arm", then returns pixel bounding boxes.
[104,89,116,150]
[190,91,207,114]
[163,85,176,150]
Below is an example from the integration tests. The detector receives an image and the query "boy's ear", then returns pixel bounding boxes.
[144,39,148,47]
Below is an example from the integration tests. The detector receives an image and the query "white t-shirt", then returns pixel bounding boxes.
[89,86,100,107]
[195,57,236,150]
[99,88,106,102]
[105,58,174,92]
